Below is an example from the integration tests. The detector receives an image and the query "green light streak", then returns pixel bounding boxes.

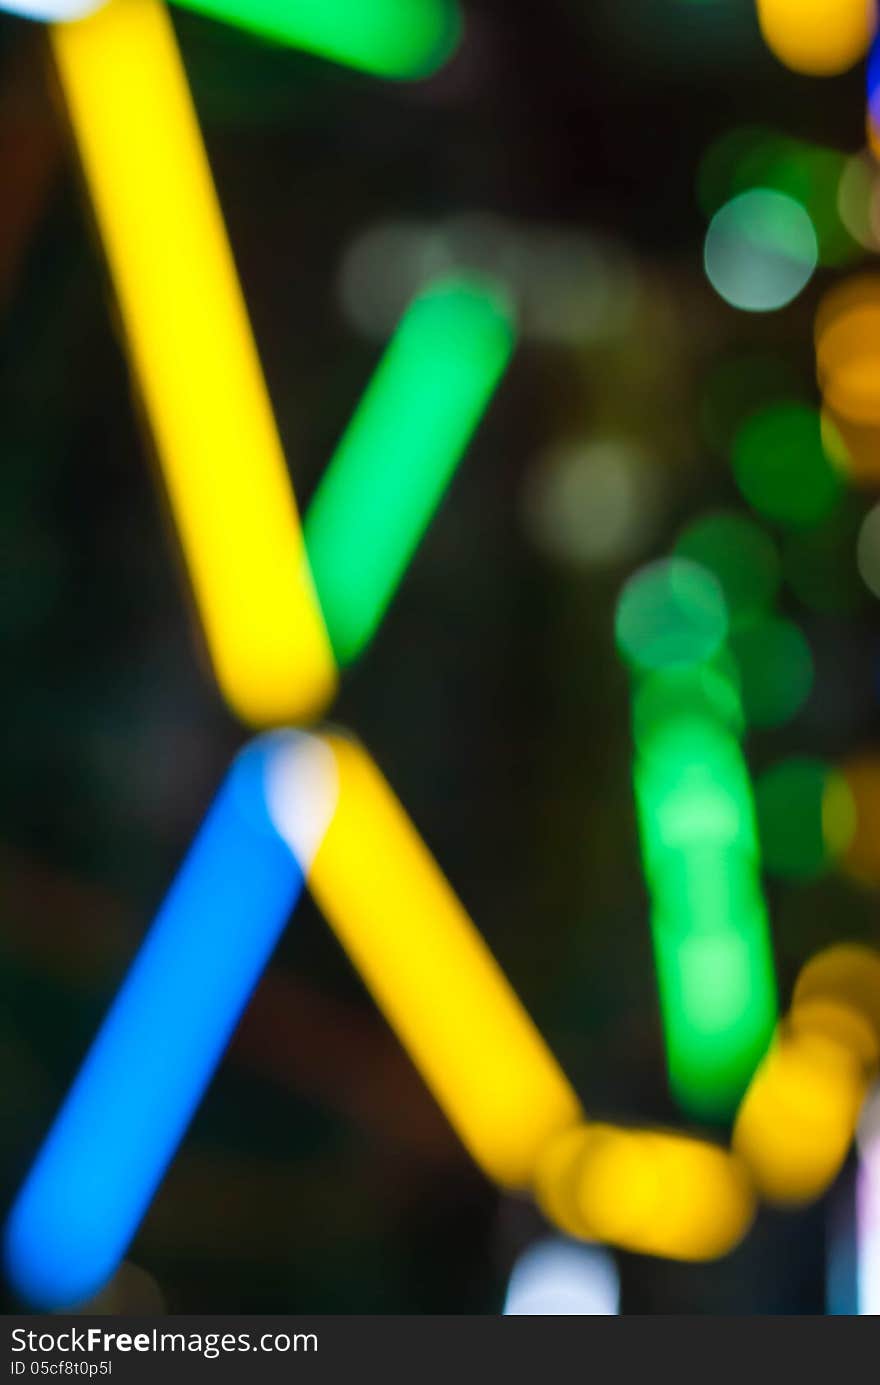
[635,703,777,1117]
[305,276,515,664]
[654,923,776,1116]
[173,0,462,79]
[636,716,759,878]
[632,658,744,751]
[620,562,777,1119]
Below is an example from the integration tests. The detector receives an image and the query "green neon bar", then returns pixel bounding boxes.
[633,666,777,1120]
[172,0,462,79]
[305,276,516,664]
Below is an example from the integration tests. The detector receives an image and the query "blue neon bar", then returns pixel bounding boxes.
[4,735,312,1309]
[869,32,880,132]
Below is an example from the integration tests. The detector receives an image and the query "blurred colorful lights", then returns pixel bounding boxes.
[7,724,809,1297]
[704,190,818,313]
[4,0,878,1309]
[754,0,876,77]
[50,0,337,727]
[49,0,499,722]
[621,560,777,1118]
[3,733,337,1309]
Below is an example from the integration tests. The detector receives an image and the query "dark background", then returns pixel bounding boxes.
[0,0,875,1313]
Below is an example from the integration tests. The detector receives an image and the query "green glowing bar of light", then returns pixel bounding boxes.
[635,714,758,881]
[172,0,462,79]
[305,276,516,664]
[653,919,776,1118]
[628,645,777,1120]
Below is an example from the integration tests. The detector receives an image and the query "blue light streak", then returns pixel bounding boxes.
[3,733,325,1309]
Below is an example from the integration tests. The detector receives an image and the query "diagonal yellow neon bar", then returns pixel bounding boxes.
[51,0,336,728]
[308,733,583,1189]
[307,734,759,1260]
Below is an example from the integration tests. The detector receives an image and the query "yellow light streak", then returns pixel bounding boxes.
[308,734,583,1188]
[733,1028,867,1204]
[733,945,880,1203]
[534,1122,755,1262]
[51,0,336,727]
